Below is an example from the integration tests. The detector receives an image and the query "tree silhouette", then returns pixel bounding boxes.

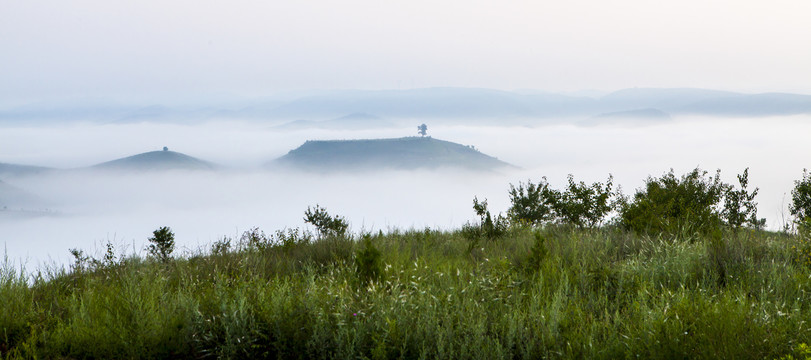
[417,124,428,137]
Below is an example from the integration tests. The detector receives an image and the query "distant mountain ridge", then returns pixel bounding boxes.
[274,112,395,130]
[3,87,811,124]
[273,136,513,172]
[229,87,811,121]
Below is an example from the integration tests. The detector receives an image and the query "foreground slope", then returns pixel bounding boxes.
[92,149,216,171]
[273,136,513,171]
[2,227,808,358]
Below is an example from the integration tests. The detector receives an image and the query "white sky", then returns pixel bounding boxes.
[2,0,811,104]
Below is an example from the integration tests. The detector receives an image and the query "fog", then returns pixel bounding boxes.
[2,116,811,270]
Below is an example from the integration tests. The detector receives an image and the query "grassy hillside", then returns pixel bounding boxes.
[2,225,811,359]
[274,137,513,171]
[92,149,216,172]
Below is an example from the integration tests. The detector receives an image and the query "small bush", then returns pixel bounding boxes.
[791,169,811,224]
[517,232,548,274]
[507,174,615,228]
[304,205,349,238]
[553,174,615,227]
[355,235,382,286]
[147,226,175,263]
[620,168,725,236]
[722,168,765,230]
[464,197,508,246]
[507,179,555,226]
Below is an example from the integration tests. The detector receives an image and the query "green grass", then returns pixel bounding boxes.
[2,226,811,359]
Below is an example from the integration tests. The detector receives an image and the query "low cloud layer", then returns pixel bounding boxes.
[3,116,811,269]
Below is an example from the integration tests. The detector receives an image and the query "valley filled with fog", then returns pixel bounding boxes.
[3,114,811,270]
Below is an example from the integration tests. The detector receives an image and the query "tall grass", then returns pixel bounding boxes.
[2,226,810,359]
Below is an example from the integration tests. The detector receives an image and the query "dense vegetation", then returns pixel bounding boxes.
[3,167,811,359]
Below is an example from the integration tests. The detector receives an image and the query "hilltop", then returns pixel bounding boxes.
[273,136,513,171]
[92,148,216,172]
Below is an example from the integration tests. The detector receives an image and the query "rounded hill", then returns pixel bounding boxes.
[273,137,513,172]
[92,149,216,171]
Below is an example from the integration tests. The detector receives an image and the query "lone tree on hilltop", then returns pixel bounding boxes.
[417,123,428,137]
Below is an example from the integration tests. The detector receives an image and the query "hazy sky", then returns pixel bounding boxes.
[3,0,811,105]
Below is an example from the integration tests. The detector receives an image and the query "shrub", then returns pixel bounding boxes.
[304,205,349,238]
[791,169,811,225]
[552,174,615,227]
[473,197,508,238]
[722,168,765,230]
[147,226,175,263]
[507,178,554,226]
[620,168,725,236]
[507,174,615,228]
[518,232,548,274]
[355,235,382,286]
[462,197,508,251]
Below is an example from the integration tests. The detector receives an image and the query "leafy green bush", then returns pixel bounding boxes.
[722,168,765,230]
[507,179,554,226]
[507,174,615,228]
[304,205,349,238]
[147,226,175,263]
[791,169,811,225]
[620,168,725,236]
[553,174,615,227]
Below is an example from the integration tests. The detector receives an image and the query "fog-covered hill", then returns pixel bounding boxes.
[0,178,41,208]
[273,137,513,172]
[91,148,217,172]
[0,162,55,179]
